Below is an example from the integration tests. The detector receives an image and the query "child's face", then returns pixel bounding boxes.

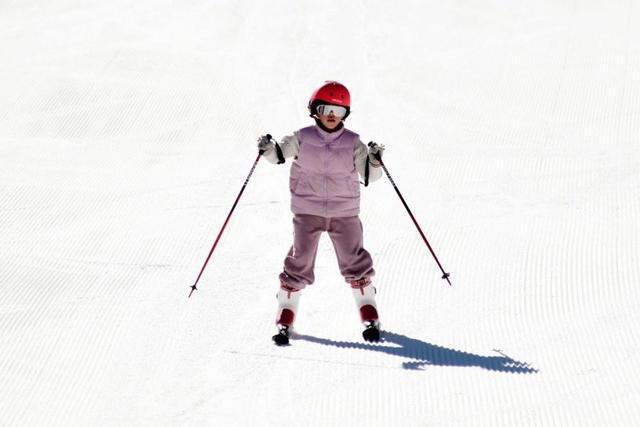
[318,112,342,130]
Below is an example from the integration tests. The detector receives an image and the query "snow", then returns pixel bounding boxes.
[1,0,639,425]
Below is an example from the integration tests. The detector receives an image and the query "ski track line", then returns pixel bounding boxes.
[0,72,172,423]
[3,247,130,424]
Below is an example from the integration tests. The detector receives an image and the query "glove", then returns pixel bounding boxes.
[368,142,385,165]
[257,134,274,154]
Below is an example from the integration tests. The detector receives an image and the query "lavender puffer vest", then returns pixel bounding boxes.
[289,125,361,217]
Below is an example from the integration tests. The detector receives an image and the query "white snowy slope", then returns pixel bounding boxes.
[1,0,639,425]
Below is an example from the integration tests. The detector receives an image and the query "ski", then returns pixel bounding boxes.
[272,323,381,345]
[362,321,381,342]
[272,325,290,346]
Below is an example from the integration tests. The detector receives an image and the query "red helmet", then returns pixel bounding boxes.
[308,81,351,118]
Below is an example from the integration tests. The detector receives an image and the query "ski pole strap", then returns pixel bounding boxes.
[275,142,285,164]
[365,141,379,187]
[367,142,383,182]
[364,157,370,187]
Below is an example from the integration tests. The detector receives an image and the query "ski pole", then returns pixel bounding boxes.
[369,142,452,286]
[189,137,269,298]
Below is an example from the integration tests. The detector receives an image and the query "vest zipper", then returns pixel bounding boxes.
[324,142,329,216]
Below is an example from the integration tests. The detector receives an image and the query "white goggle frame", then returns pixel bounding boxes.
[316,104,347,118]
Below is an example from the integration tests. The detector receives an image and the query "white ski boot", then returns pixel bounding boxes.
[272,285,301,345]
[351,278,381,342]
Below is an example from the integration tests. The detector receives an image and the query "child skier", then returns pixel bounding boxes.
[257,81,385,345]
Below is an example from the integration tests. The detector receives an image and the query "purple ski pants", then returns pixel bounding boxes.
[279,214,375,290]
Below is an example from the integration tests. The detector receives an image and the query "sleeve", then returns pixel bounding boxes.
[355,140,383,183]
[263,133,300,164]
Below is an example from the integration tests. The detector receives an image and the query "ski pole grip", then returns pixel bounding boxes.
[368,141,383,162]
[258,134,273,156]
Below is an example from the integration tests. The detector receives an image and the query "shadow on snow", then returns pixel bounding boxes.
[294,331,538,373]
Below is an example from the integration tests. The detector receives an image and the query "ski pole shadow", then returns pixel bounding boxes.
[294,331,538,373]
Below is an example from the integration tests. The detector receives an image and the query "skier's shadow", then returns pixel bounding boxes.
[294,331,538,373]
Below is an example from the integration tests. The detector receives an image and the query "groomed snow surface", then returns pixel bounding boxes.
[1,1,639,425]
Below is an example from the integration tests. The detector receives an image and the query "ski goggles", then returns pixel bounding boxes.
[316,104,348,118]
